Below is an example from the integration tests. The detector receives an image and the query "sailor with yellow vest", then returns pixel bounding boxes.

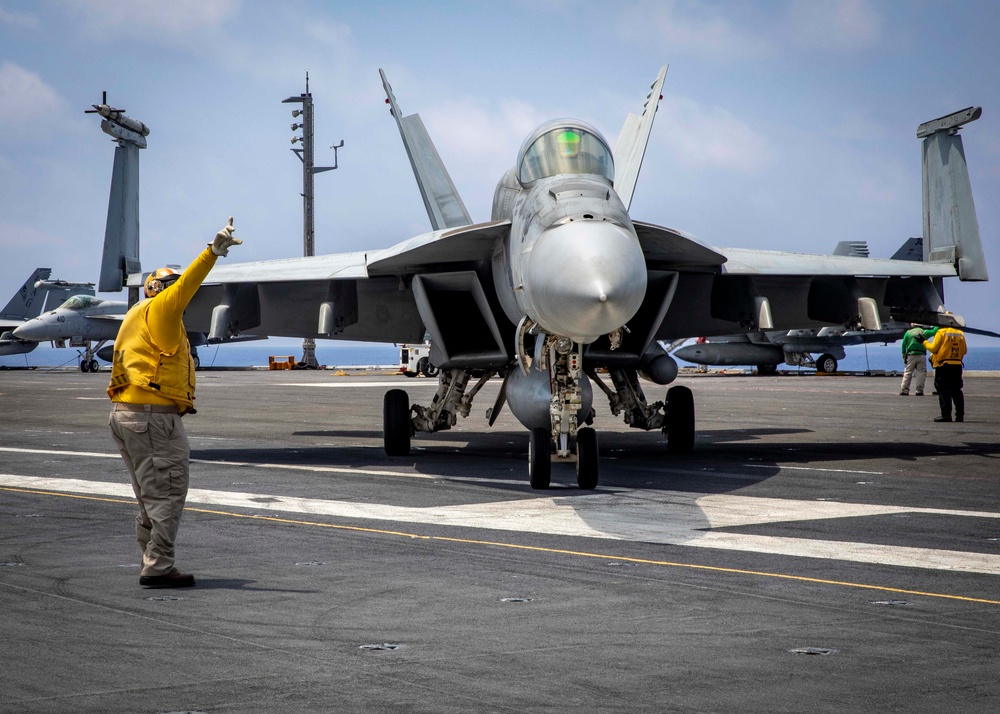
[108,218,242,588]
[923,325,968,423]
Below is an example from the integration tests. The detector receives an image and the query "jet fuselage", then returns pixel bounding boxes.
[490,120,647,345]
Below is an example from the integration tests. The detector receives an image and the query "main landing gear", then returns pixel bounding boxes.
[381,358,696,491]
[77,340,108,373]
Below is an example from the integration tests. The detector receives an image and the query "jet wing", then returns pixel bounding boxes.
[716,247,958,277]
[187,223,512,346]
[634,221,726,269]
[367,220,509,276]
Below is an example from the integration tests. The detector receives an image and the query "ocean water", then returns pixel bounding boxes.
[3,338,1000,372]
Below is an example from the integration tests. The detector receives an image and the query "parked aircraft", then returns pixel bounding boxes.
[100,68,988,489]
[11,292,251,372]
[0,270,96,356]
[674,321,911,375]
[12,294,125,371]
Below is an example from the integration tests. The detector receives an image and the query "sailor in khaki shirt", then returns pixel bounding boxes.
[108,218,241,588]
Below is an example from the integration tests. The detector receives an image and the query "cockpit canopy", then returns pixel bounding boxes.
[57,295,105,311]
[516,119,614,186]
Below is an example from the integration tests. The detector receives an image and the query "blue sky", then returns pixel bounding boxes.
[1,0,998,344]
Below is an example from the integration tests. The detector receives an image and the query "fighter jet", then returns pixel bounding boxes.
[101,67,989,489]
[1,270,96,356]
[11,291,249,372]
[674,321,912,375]
[12,294,125,371]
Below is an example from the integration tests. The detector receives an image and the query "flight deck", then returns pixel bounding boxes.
[2,369,999,712]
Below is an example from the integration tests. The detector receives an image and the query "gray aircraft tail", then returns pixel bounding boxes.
[379,70,472,231]
[1,268,52,319]
[919,107,987,281]
[614,65,668,212]
[98,138,142,292]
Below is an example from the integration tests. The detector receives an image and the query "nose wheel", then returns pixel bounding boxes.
[575,427,598,490]
[528,428,551,489]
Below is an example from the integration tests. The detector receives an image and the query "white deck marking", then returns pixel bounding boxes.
[3,471,1000,575]
[275,381,441,388]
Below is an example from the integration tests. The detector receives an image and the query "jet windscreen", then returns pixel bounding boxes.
[516,121,614,185]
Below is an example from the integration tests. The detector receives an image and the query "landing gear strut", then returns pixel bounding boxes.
[77,340,107,373]
[382,368,495,457]
[590,367,695,454]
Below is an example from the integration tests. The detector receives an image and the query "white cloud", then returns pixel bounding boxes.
[657,96,771,174]
[0,62,64,124]
[0,7,40,29]
[618,0,774,61]
[420,97,546,211]
[787,0,882,52]
[67,0,240,37]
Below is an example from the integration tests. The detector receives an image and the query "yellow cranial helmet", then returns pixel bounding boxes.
[144,267,181,297]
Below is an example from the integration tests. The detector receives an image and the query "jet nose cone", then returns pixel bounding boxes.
[525,221,647,343]
[11,319,41,340]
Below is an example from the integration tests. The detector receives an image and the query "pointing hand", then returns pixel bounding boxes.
[211,216,243,257]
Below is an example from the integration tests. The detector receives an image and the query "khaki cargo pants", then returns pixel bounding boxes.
[109,406,190,577]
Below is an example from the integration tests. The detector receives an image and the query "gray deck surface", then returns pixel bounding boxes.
[2,368,998,713]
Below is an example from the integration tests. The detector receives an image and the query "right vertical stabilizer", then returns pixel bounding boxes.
[919,107,987,281]
[379,70,472,231]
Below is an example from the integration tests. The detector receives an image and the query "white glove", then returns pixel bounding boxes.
[211,216,243,257]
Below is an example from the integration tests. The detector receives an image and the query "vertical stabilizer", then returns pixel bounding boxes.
[613,65,668,211]
[0,268,51,319]
[379,69,472,230]
[919,107,987,281]
[99,143,142,291]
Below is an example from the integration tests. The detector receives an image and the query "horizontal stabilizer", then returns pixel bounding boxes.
[833,241,869,258]
[614,65,668,211]
[380,69,472,231]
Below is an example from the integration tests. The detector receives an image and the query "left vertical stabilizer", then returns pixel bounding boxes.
[379,69,472,230]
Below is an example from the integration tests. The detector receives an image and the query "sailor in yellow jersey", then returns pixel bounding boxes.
[923,325,967,423]
[108,218,242,588]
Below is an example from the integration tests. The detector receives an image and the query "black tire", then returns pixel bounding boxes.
[576,427,599,490]
[665,385,695,454]
[816,353,838,374]
[89,359,100,372]
[756,364,778,376]
[192,354,201,370]
[424,362,440,377]
[416,357,429,376]
[79,361,88,372]
[383,389,411,456]
[528,428,551,489]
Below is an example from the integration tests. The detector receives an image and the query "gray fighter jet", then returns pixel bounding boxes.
[102,67,989,489]
[674,321,912,375]
[12,294,125,371]
[11,291,248,372]
[0,270,96,356]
